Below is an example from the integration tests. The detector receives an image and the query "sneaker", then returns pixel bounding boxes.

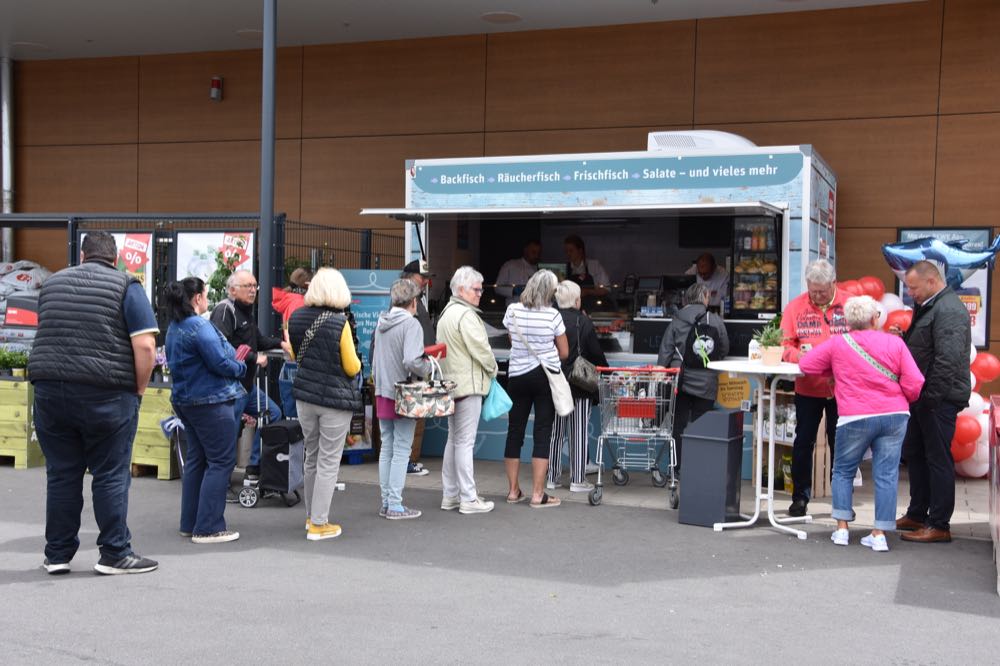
[191,530,240,544]
[406,462,429,477]
[545,480,559,490]
[306,522,342,541]
[305,520,311,531]
[459,498,495,514]
[42,559,71,575]
[378,506,388,518]
[860,533,889,552]
[569,481,595,493]
[441,495,461,511]
[585,462,601,475]
[179,531,192,537]
[385,507,422,520]
[831,528,849,546]
[244,465,260,481]
[93,553,158,575]
[788,499,808,517]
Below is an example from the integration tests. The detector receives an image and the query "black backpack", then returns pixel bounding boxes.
[678,311,724,369]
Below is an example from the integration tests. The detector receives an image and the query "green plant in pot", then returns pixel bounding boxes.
[753,316,785,366]
[8,350,29,378]
[0,348,11,377]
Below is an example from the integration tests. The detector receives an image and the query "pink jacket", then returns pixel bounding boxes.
[798,329,925,417]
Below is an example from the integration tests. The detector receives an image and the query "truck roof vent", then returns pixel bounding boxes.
[647,130,757,153]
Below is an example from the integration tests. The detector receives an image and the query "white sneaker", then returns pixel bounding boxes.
[192,530,240,544]
[860,533,889,552]
[441,495,461,511]
[585,463,601,475]
[545,480,559,490]
[569,481,595,493]
[459,497,495,514]
[830,528,849,546]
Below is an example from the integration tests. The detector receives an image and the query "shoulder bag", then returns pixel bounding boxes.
[568,314,599,393]
[843,333,899,382]
[394,356,457,418]
[510,309,575,417]
[482,377,513,421]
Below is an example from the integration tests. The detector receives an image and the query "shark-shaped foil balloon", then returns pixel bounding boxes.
[882,235,1000,289]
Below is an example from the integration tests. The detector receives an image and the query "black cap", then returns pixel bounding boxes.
[402,259,433,277]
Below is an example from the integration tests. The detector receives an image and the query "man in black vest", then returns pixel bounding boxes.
[29,231,159,575]
[210,269,282,481]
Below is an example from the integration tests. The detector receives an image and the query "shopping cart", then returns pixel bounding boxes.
[590,366,680,508]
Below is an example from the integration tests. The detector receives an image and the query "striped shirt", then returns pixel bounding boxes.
[503,303,566,377]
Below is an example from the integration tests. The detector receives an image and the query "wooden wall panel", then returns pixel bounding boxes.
[300,134,483,229]
[139,48,302,142]
[14,57,138,146]
[934,113,1000,226]
[695,2,942,124]
[485,126,685,157]
[834,227,898,287]
[137,140,300,217]
[485,22,695,131]
[16,144,138,212]
[13,229,66,271]
[712,116,937,228]
[940,0,1000,114]
[302,37,486,137]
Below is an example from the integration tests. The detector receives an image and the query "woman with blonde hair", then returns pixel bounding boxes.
[288,268,362,541]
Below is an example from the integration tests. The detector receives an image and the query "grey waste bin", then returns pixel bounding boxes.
[678,409,744,528]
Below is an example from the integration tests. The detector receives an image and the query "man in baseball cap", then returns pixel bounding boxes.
[399,259,435,476]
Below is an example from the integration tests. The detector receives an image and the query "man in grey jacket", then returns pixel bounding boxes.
[895,261,972,543]
[657,283,729,474]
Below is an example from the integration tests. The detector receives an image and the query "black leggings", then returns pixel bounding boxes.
[505,366,556,459]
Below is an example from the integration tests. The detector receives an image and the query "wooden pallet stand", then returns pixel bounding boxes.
[0,379,45,469]
[130,385,179,480]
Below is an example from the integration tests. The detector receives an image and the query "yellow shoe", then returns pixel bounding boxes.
[305,519,311,531]
[306,522,342,541]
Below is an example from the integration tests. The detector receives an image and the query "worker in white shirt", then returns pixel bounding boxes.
[685,252,729,310]
[564,235,610,310]
[495,240,541,304]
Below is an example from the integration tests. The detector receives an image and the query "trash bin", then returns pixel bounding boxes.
[678,409,744,528]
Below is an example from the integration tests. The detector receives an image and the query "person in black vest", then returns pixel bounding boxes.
[29,231,159,575]
[288,268,362,541]
[563,235,611,311]
[656,282,729,475]
[210,270,282,482]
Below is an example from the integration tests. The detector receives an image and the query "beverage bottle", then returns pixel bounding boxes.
[742,227,752,251]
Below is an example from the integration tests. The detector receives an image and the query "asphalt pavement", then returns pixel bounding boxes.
[1,465,998,664]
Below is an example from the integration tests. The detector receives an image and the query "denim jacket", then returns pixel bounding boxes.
[166,315,247,407]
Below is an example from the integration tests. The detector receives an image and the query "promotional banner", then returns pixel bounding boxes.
[339,269,396,381]
[81,232,154,302]
[897,228,992,348]
[175,232,255,282]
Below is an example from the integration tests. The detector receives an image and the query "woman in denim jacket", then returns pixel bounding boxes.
[165,278,247,545]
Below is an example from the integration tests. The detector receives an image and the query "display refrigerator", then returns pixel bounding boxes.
[730,217,782,318]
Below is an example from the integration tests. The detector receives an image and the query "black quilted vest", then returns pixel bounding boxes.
[288,306,361,412]
[29,261,139,391]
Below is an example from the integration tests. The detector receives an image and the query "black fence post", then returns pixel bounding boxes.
[360,229,372,269]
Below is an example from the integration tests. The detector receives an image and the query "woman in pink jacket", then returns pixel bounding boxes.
[799,295,924,552]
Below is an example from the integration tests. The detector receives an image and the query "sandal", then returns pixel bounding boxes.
[530,493,561,509]
[506,489,527,504]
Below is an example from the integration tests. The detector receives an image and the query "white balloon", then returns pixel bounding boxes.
[972,440,990,465]
[964,391,986,416]
[875,301,888,329]
[956,458,989,479]
[880,293,904,312]
[971,343,978,364]
[971,370,978,390]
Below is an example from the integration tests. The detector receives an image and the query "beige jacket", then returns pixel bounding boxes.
[435,296,498,398]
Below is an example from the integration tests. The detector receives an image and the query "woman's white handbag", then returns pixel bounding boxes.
[510,315,575,417]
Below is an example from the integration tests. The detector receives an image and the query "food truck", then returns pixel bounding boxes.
[362,131,837,460]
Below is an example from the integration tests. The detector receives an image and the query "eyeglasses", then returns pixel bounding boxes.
[470,287,484,295]
[236,284,258,290]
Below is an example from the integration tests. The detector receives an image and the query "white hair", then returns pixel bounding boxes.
[520,269,558,309]
[450,265,483,293]
[554,280,581,309]
[843,295,880,331]
[227,269,254,291]
[804,259,836,285]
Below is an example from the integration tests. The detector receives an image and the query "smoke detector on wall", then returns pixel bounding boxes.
[647,130,757,153]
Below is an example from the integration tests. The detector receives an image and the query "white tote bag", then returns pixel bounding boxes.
[510,314,575,417]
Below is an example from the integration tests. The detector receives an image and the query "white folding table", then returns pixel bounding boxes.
[707,359,810,539]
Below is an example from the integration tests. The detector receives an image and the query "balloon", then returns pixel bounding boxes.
[951,437,976,462]
[970,343,978,364]
[880,293,904,312]
[875,301,888,329]
[971,370,978,391]
[859,276,886,301]
[971,352,1000,383]
[954,414,981,445]
[883,309,913,333]
[956,458,989,479]
[840,280,865,297]
[972,415,990,464]
[963,391,986,416]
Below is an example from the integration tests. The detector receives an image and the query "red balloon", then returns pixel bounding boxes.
[858,276,886,301]
[951,437,975,462]
[839,280,865,297]
[954,414,982,445]
[971,352,1000,383]
[882,309,912,333]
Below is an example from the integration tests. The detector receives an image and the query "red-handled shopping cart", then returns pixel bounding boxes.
[590,366,681,509]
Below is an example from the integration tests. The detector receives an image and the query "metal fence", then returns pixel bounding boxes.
[283,219,404,273]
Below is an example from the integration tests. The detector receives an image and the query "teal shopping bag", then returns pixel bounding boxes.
[482,378,512,421]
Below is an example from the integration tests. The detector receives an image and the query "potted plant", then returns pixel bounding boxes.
[0,348,11,377]
[753,317,785,366]
[8,350,29,379]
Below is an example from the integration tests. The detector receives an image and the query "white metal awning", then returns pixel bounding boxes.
[360,201,786,221]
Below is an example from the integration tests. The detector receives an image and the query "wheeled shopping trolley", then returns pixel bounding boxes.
[590,366,681,508]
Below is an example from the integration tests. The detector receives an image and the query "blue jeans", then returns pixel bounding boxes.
[235,386,281,467]
[174,400,238,535]
[378,417,417,511]
[831,414,909,531]
[33,382,140,563]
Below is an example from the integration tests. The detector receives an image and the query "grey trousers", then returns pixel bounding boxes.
[441,396,482,502]
[296,400,352,526]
